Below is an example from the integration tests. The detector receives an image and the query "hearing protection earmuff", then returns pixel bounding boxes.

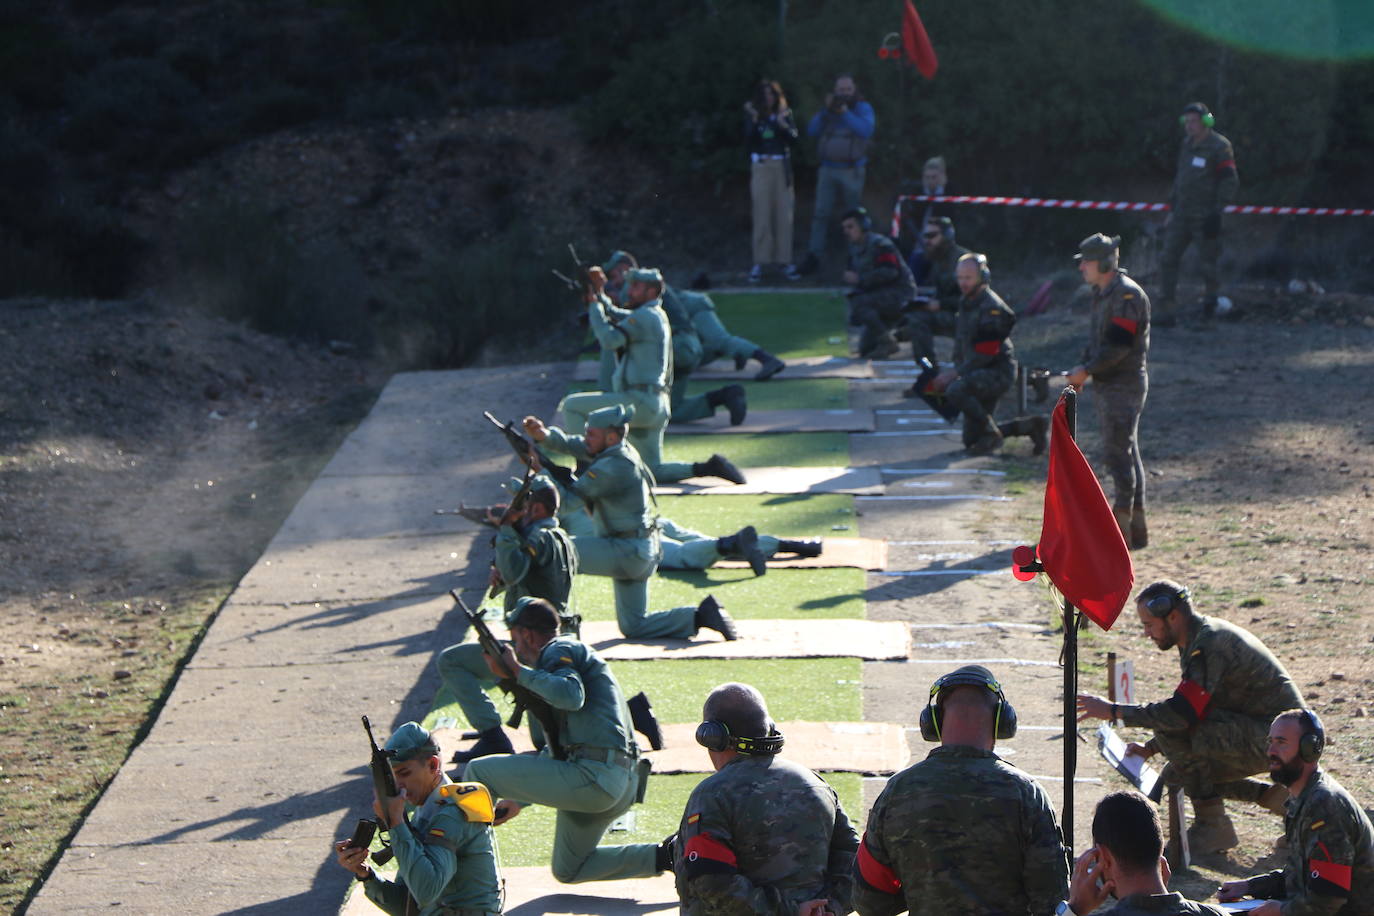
[1144,586,1191,618]
[927,216,955,243]
[919,665,1018,742]
[843,207,873,231]
[959,252,991,285]
[695,720,786,755]
[1180,102,1215,128]
[1298,708,1325,764]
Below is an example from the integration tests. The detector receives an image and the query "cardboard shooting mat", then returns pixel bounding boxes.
[665,407,875,434]
[654,465,882,496]
[712,535,887,571]
[573,354,871,382]
[579,618,910,661]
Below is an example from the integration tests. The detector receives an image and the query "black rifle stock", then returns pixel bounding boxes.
[451,591,566,761]
[362,715,399,866]
[487,464,538,601]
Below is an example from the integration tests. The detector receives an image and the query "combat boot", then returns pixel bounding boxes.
[967,427,1004,456]
[1130,508,1149,550]
[1112,506,1133,545]
[860,334,899,360]
[777,539,823,558]
[1187,797,1239,853]
[451,726,515,764]
[706,384,748,426]
[717,526,766,576]
[997,416,1048,456]
[695,595,738,640]
[693,454,746,485]
[753,350,786,381]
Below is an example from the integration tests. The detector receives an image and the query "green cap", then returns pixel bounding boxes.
[586,404,634,430]
[1075,233,1120,262]
[506,596,560,632]
[384,722,440,762]
[626,267,664,287]
[602,250,637,273]
[504,474,558,496]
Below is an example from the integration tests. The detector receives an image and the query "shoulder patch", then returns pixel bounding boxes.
[1311,820,1326,830]
[586,471,597,479]
[429,827,446,837]
[439,781,496,824]
[1190,649,1202,657]
[687,812,701,824]
[1124,293,1135,299]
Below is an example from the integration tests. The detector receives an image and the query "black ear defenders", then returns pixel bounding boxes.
[959,252,991,285]
[1298,708,1325,764]
[1180,102,1215,128]
[918,665,1018,742]
[695,720,786,755]
[1144,586,1191,618]
[843,207,873,231]
[927,216,955,243]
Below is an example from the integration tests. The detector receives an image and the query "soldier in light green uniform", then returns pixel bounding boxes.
[334,722,502,916]
[1220,710,1374,916]
[464,601,668,885]
[1077,580,1303,854]
[523,404,738,641]
[854,665,1068,916]
[673,683,858,915]
[1158,102,1238,326]
[904,216,970,377]
[564,264,744,485]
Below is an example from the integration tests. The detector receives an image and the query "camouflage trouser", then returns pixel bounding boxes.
[1153,708,1272,801]
[906,307,957,364]
[945,363,1013,446]
[850,286,908,354]
[1093,377,1147,511]
[1159,211,1221,314]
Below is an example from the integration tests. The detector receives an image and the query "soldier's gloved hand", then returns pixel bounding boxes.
[1202,213,1222,238]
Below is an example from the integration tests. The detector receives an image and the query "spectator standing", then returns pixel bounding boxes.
[797,74,875,276]
[744,79,800,283]
[904,156,954,281]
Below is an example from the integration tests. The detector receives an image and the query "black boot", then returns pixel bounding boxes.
[694,595,738,640]
[627,691,665,750]
[777,539,823,558]
[706,384,747,426]
[450,726,514,764]
[997,416,1048,456]
[717,525,766,576]
[693,454,746,484]
[753,349,786,381]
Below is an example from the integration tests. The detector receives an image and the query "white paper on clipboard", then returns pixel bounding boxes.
[1221,901,1267,912]
[1098,724,1162,799]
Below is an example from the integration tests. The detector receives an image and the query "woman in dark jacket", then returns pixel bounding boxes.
[744,79,799,282]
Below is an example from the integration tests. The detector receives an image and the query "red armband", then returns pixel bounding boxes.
[683,833,738,880]
[1217,158,1236,172]
[1168,679,1212,723]
[857,833,902,895]
[875,251,900,268]
[1311,842,1354,896]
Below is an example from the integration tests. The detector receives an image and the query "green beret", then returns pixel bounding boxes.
[601,250,637,273]
[626,267,664,287]
[505,596,560,632]
[586,404,634,430]
[384,722,440,762]
[1075,233,1120,262]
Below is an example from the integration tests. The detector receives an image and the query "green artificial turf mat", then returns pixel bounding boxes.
[616,657,862,723]
[662,431,849,468]
[572,567,866,622]
[658,493,856,539]
[490,771,864,867]
[682,377,848,411]
[710,292,848,359]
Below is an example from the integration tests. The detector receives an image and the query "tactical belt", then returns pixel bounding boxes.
[607,527,654,539]
[567,745,637,768]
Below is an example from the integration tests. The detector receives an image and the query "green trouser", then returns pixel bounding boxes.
[658,517,780,570]
[559,388,695,483]
[435,642,503,733]
[907,308,957,365]
[1153,708,1271,801]
[692,310,757,363]
[945,363,1013,446]
[670,372,715,424]
[572,532,697,638]
[1159,211,1220,314]
[465,752,658,884]
[1094,377,1148,512]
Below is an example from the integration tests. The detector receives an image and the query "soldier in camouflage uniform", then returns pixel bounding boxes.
[924,252,1048,455]
[1066,233,1152,549]
[564,264,744,486]
[1077,580,1303,854]
[904,216,970,377]
[854,665,1068,915]
[1157,102,1238,326]
[673,683,858,915]
[438,476,580,764]
[1219,710,1374,916]
[841,208,917,359]
[524,404,738,641]
[1062,791,1229,916]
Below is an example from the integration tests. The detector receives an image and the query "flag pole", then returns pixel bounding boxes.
[1061,386,1079,856]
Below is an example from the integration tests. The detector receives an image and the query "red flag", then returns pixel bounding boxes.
[1038,396,1134,629]
[902,0,939,80]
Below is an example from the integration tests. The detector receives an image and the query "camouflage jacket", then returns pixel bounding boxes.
[1171,130,1238,217]
[494,516,577,617]
[1247,769,1374,915]
[1083,270,1150,384]
[854,745,1068,916]
[1099,892,1229,915]
[849,231,917,297]
[953,285,1017,375]
[675,754,858,915]
[925,241,970,313]
[1119,613,1303,737]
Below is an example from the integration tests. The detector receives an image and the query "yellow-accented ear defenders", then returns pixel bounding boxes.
[842,207,873,231]
[1180,102,1215,128]
[1298,708,1326,764]
[919,665,1017,742]
[1144,586,1191,618]
[695,719,785,755]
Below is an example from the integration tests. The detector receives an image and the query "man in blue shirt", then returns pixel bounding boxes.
[797,74,876,276]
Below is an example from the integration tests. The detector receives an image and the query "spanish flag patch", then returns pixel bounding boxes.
[587,471,598,479]
[429,827,446,838]
[687,813,701,824]
[1311,820,1326,830]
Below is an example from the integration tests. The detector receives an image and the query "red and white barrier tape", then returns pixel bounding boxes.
[890,194,1374,235]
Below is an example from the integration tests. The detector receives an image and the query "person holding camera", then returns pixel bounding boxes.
[798,73,875,276]
[744,79,800,283]
[333,722,502,916]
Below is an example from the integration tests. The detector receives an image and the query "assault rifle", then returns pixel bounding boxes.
[550,243,593,297]
[451,591,566,760]
[482,410,575,491]
[487,463,538,600]
[361,715,399,866]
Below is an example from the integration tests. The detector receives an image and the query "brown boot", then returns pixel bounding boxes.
[1130,507,1148,549]
[1187,797,1239,853]
[1112,506,1133,544]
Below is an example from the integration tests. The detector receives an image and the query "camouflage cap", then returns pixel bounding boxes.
[585,403,634,430]
[626,267,664,287]
[506,596,560,632]
[1075,233,1120,262]
[602,250,637,273]
[384,721,440,762]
